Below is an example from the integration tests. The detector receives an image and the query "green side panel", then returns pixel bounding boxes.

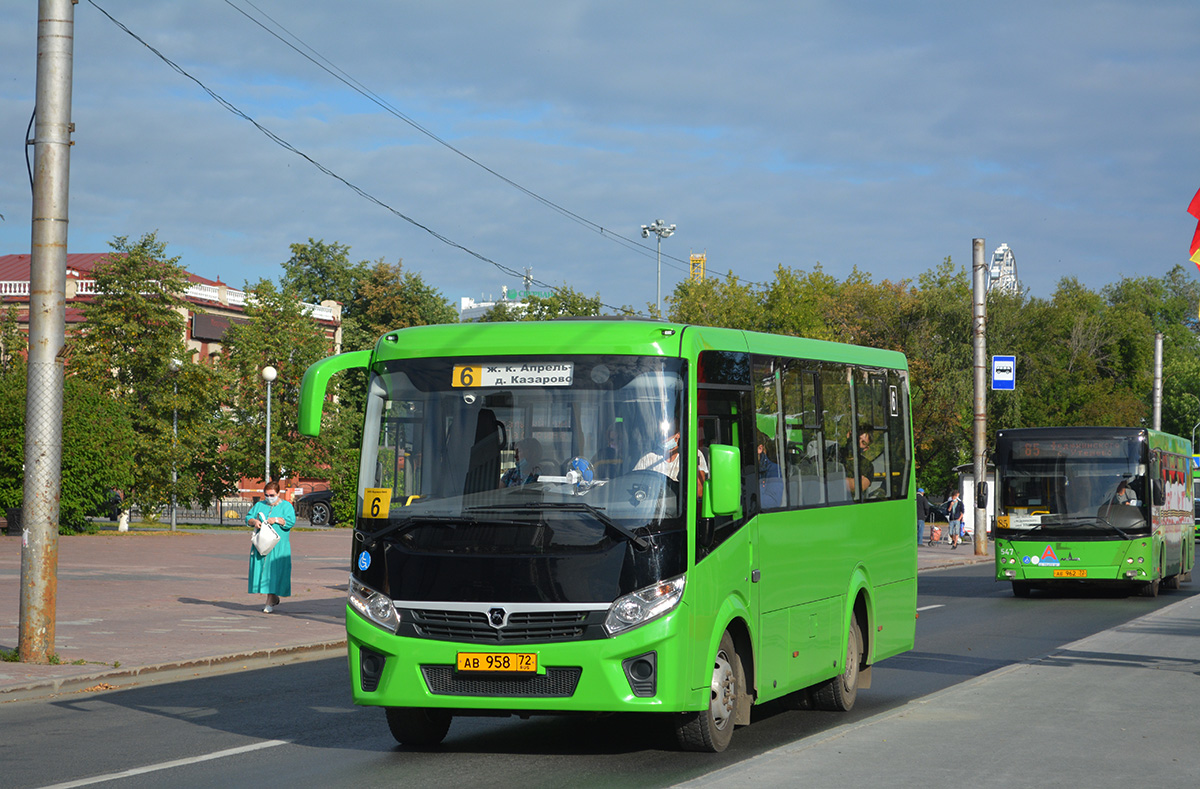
[298,349,372,436]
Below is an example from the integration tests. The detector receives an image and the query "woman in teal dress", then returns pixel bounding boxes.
[246,480,296,613]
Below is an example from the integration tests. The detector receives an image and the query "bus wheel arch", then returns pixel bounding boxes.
[674,629,746,752]
[813,594,868,711]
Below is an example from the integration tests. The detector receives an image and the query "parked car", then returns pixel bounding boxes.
[295,489,335,526]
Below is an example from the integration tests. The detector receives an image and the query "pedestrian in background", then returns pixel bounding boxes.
[246,480,295,613]
[947,490,965,549]
[916,487,929,544]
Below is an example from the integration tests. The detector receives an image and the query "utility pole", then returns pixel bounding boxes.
[972,239,989,556]
[1152,332,1163,431]
[20,0,75,663]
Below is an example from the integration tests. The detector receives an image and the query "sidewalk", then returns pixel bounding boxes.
[0,529,987,701]
[0,527,350,700]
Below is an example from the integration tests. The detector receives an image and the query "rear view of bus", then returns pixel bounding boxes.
[299,320,916,752]
[994,427,1196,597]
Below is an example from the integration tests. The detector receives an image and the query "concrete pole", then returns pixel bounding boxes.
[20,0,74,664]
[1152,332,1163,431]
[972,239,989,556]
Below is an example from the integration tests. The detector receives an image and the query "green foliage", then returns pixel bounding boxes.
[666,258,1200,498]
[68,233,230,511]
[281,238,369,311]
[0,357,137,531]
[220,278,334,483]
[478,285,610,322]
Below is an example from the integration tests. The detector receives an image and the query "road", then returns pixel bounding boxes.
[2,563,1195,789]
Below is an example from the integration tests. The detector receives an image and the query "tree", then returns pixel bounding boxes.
[479,285,610,322]
[221,278,336,483]
[0,339,137,532]
[281,238,369,310]
[69,233,230,514]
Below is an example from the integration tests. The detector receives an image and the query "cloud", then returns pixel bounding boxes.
[3,0,1199,318]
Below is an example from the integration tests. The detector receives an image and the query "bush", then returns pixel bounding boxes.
[0,368,137,531]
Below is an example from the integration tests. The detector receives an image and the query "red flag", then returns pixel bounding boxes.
[1190,187,1200,268]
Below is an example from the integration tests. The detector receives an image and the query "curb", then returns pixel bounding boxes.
[0,639,348,703]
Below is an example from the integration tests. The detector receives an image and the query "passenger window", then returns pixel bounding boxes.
[820,365,854,503]
[782,364,822,507]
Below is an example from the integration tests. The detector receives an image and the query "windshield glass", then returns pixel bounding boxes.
[997,435,1148,534]
[357,355,686,552]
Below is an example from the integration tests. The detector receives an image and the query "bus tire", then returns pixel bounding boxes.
[813,615,863,712]
[1011,581,1032,598]
[1163,573,1181,591]
[1138,578,1159,597]
[385,706,452,747]
[675,631,742,752]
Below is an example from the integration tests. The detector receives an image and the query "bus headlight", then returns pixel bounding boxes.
[604,575,685,636]
[348,576,401,632]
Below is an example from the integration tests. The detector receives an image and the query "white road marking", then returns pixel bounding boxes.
[916,604,944,612]
[38,739,289,788]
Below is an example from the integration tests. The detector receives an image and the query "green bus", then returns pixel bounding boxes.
[299,320,917,751]
[1193,454,1200,538]
[994,427,1195,597]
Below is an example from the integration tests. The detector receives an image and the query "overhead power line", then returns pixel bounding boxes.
[84,0,641,316]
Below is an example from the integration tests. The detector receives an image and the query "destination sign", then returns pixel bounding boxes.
[452,362,574,388]
[1010,439,1126,459]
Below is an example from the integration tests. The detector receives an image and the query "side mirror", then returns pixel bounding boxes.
[708,444,742,517]
[1152,478,1165,507]
[976,480,988,510]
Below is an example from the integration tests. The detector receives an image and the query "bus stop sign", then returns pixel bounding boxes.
[992,355,1016,390]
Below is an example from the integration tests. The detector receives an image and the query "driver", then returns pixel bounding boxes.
[501,438,544,487]
[633,430,708,498]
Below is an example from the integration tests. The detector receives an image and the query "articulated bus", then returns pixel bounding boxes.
[994,427,1195,597]
[299,320,917,752]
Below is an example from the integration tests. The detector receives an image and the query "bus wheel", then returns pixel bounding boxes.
[675,631,742,752]
[1011,581,1032,598]
[385,707,452,747]
[1138,578,1160,597]
[813,616,863,712]
[1163,574,1181,591]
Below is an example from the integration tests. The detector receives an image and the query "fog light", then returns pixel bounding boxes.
[622,651,657,697]
[1003,569,1015,579]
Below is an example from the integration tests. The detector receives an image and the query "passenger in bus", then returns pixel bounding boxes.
[634,430,708,498]
[757,434,783,509]
[1107,479,1137,507]
[594,422,627,480]
[842,429,874,497]
[501,438,545,486]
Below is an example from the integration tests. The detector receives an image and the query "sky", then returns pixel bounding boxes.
[2,0,1199,316]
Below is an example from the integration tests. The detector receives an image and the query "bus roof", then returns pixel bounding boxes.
[368,320,908,370]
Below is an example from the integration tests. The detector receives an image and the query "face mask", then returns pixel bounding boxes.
[266,494,278,504]
[662,436,679,454]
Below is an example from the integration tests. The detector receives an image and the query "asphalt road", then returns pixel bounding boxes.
[2,562,1195,789]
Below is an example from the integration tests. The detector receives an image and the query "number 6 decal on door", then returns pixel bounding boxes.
[363,487,392,519]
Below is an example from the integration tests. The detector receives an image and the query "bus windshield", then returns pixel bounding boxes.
[357,355,687,554]
[997,435,1149,535]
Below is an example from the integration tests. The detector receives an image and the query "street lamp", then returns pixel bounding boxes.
[262,365,277,484]
[641,218,675,316]
[168,358,182,532]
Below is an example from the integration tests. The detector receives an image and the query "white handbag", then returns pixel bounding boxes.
[252,523,281,556]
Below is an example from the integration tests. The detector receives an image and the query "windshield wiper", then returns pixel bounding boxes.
[359,514,461,545]
[359,513,528,545]
[467,502,651,550]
